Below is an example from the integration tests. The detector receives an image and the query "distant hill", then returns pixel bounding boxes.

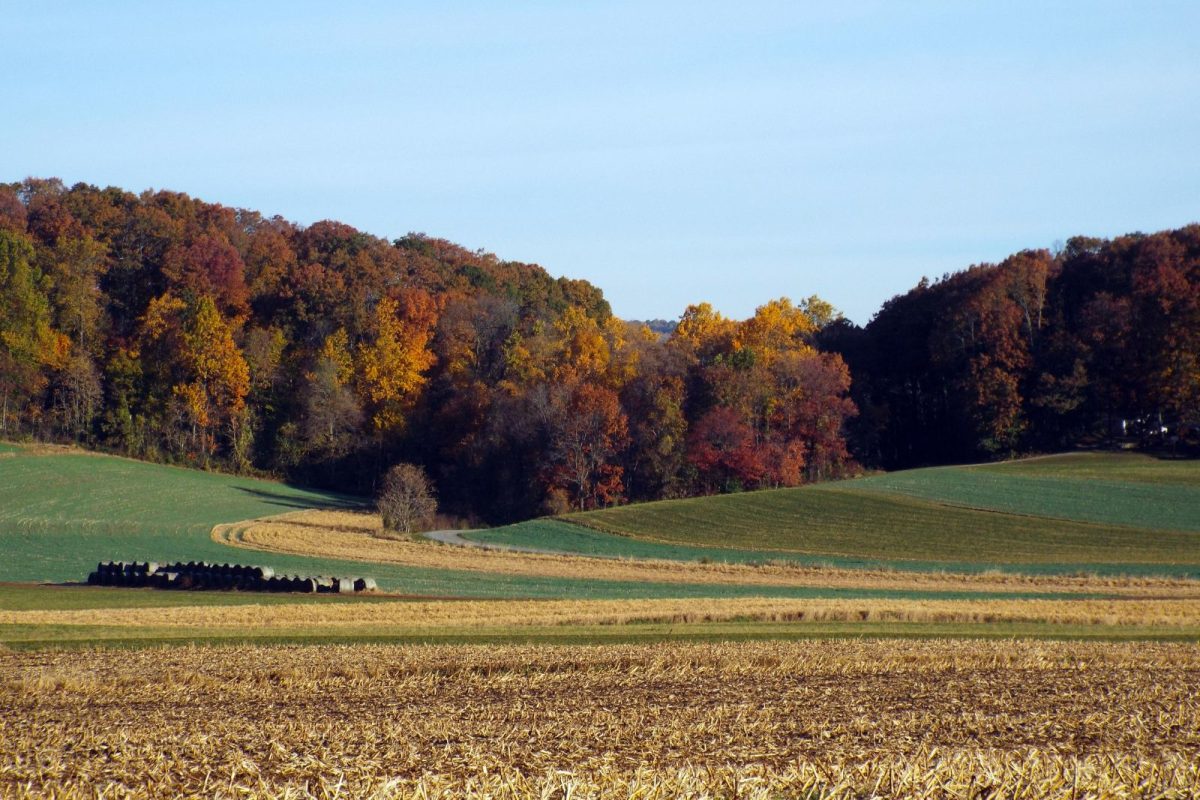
[629,318,678,335]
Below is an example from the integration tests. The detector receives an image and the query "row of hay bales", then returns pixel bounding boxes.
[87,561,377,593]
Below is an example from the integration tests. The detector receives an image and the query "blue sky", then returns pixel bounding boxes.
[3,2,1197,324]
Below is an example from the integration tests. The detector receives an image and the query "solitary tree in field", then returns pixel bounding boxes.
[378,462,437,534]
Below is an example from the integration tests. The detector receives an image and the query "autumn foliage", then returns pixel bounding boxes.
[827,234,1200,467]
[2,177,1193,520]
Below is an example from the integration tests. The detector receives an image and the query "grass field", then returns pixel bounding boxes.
[3,445,862,599]
[857,457,1200,532]
[980,451,1200,484]
[0,445,361,583]
[4,443,1200,649]
[471,453,1200,576]
[3,640,1198,798]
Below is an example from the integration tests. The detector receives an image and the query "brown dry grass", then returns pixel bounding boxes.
[1,639,1198,798]
[4,594,1200,630]
[214,509,1200,597]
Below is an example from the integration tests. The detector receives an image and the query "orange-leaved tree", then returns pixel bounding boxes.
[543,380,630,511]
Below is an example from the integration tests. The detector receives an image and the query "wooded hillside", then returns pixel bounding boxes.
[826,231,1200,467]
[1,179,1195,520]
[0,179,856,521]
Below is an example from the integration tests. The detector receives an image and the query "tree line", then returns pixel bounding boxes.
[0,179,856,521]
[824,231,1200,467]
[2,179,1194,521]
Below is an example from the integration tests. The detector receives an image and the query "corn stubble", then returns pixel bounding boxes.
[2,640,1199,799]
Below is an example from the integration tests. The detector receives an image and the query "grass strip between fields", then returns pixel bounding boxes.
[5,620,1200,650]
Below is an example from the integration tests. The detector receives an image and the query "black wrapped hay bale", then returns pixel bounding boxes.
[88,559,375,593]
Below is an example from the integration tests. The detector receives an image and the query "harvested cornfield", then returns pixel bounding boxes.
[1,639,1198,798]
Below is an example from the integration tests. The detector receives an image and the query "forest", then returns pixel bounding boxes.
[1,178,1196,521]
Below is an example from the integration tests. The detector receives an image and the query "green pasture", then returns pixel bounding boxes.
[3,445,1198,646]
[4,444,1199,609]
[471,517,1200,577]
[0,445,1096,600]
[0,446,367,583]
[471,453,1200,576]
[978,451,1200,486]
[856,457,1200,532]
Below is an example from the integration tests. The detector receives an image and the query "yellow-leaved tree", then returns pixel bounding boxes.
[179,295,250,458]
[356,292,437,433]
[736,297,819,363]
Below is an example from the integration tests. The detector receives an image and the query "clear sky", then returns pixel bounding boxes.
[3,2,1197,324]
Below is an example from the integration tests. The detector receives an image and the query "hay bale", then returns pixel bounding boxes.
[353,577,378,592]
[246,565,274,580]
[332,577,355,594]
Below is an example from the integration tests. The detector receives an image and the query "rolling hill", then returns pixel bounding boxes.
[468,453,1200,577]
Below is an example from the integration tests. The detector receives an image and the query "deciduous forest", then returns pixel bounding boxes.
[1,179,1196,521]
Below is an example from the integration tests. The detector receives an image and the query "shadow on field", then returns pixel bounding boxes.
[233,486,365,510]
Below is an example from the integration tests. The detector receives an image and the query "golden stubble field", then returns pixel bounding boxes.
[2,639,1199,799]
